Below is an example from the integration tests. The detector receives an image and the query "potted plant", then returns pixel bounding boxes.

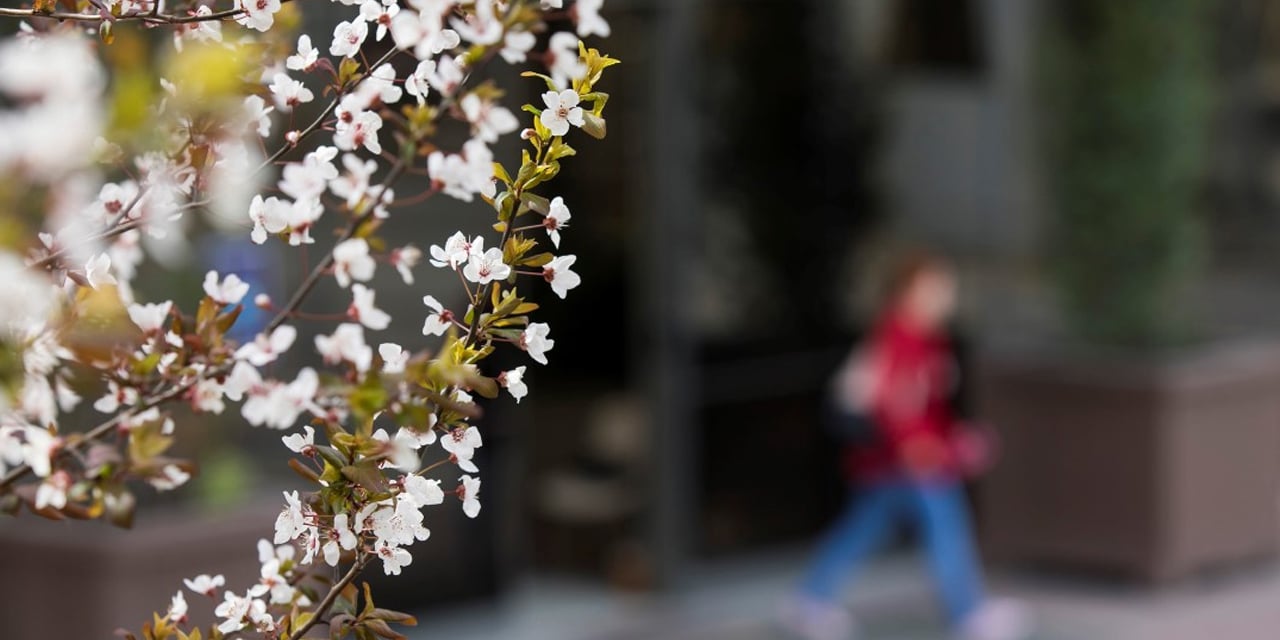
[977,0,1280,581]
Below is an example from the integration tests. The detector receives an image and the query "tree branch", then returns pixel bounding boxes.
[0,1,257,25]
[286,553,370,640]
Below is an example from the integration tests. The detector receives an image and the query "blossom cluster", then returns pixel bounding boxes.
[0,0,617,638]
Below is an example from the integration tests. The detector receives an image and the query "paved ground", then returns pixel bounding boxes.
[405,549,1280,640]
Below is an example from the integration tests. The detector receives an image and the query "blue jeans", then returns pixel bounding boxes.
[798,479,985,624]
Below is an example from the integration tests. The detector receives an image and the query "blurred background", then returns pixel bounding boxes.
[15,0,1280,638]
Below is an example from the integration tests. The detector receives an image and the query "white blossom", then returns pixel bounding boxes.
[378,343,409,373]
[214,590,270,634]
[274,490,309,544]
[459,475,481,518]
[441,425,482,472]
[279,146,338,201]
[392,246,421,284]
[541,200,571,253]
[427,139,495,201]
[429,232,476,268]
[248,558,296,605]
[421,295,454,336]
[501,30,536,64]
[84,253,116,289]
[402,475,444,505]
[258,538,296,565]
[334,110,383,155]
[543,255,581,299]
[375,540,413,575]
[330,19,369,58]
[462,247,510,285]
[461,93,519,143]
[360,0,400,41]
[243,95,274,138]
[576,0,611,38]
[242,368,320,430]
[184,574,226,598]
[540,89,585,137]
[223,361,263,403]
[282,425,315,455]
[248,194,289,244]
[192,377,227,414]
[548,32,587,89]
[322,512,360,566]
[235,325,298,366]
[286,34,319,71]
[236,0,281,31]
[94,381,139,414]
[451,0,503,45]
[173,7,221,52]
[203,270,250,306]
[404,59,434,104]
[330,153,377,209]
[389,8,460,61]
[333,238,376,287]
[150,464,191,491]
[127,301,172,333]
[350,284,391,330]
[168,591,188,624]
[34,470,69,510]
[285,198,324,246]
[360,63,404,106]
[501,366,528,403]
[315,323,373,372]
[521,322,555,365]
[268,73,314,112]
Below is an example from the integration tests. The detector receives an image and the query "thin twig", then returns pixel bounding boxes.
[285,553,370,640]
[0,1,249,25]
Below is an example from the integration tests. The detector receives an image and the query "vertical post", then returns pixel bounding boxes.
[643,0,701,588]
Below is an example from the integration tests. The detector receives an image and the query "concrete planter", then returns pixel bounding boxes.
[0,492,500,637]
[0,501,277,638]
[977,341,1280,582]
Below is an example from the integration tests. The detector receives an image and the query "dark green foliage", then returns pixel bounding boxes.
[1042,0,1213,346]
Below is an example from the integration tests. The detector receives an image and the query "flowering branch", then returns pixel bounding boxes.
[285,552,371,640]
[0,5,240,24]
[0,1,617,638]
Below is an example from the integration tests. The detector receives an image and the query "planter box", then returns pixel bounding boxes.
[0,501,278,639]
[977,341,1280,582]
[0,491,502,638]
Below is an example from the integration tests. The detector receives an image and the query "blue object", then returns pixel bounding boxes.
[203,233,276,342]
[798,478,985,625]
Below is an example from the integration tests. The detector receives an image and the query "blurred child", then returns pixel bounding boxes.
[781,252,1030,640]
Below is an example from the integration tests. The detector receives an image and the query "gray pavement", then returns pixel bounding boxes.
[405,549,1280,640]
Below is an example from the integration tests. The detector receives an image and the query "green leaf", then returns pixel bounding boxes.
[288,458,322,484]
[520,71,558,92]
[104,485,136,529]
[519,192,550,215]
[315,445,349,469]
[368,609,417,625]
[581,113,607,140]
[493,162,512,185]
[342,460,391,494]
[214,305,243,335]
[519,252,555,268]
[361,582,377,617]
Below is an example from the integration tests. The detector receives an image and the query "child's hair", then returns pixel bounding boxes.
[880,248,951,310]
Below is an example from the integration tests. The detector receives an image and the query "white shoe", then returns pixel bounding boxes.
[958,598,1033,640]
[776,596,858,640]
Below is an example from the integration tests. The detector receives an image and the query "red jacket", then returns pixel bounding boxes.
[842,311,965,482]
